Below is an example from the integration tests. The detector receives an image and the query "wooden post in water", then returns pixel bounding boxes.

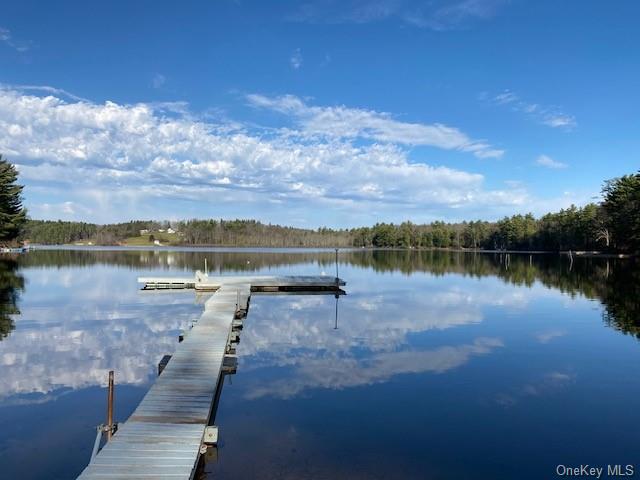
[568,249,574,271]
[334,249,340,330]
[106,371,114,441]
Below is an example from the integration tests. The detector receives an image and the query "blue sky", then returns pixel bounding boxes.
[1,0,638,227]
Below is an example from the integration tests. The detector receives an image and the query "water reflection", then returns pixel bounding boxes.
[0,250,637,405]
[0,250,533,402]
[237,275,537,399]
[535,329,567,344]
[0,257,23,340]
[245,337,504,399]
[17,249,640,339]
[0,248,639,480]
[600,258,640,338]
[495,370,576,407]
[0,267,200,404]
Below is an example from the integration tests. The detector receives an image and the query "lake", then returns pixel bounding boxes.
[0,248,638,479]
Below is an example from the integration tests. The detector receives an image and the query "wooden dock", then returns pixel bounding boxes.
[138,274,346,292]
[77,274,344,480]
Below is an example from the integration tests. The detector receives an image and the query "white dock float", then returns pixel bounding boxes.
[77,275,344,480]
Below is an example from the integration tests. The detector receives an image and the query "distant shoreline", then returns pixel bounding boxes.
[24,244,636,258]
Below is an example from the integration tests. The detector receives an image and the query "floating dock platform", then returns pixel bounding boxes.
[138,274,346,292]
[76,274,345,480]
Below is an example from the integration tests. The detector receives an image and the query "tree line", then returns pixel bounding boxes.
[1,149,637,253]
[351,204,605,251]
[21,220,164,246]
[21,171,639,253]
[349,171,639,252]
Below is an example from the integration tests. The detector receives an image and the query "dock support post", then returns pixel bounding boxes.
[89,425,103,462]
[158,355,172,375]
[106,371,114,441]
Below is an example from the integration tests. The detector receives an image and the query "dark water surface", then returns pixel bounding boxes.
[0,248,638,480]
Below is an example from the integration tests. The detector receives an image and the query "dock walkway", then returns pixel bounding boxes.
[77,274,344,480]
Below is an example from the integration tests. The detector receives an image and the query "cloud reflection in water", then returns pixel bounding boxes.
[0,264,550,404]
[235,274,540,399]
[0,267,200,402]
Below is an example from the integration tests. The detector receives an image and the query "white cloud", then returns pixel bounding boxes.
[404,0,506,31]
[535,154,568,169]
[0,84,89,103]
[486,90,576,130]
[535,330,566,344]
[289,0,507,31]
[320,53,332,67]
[36,200,91,218]
[542,114,575,128]
[290,48,303,69]
[246,93,504,158]
[152,73,166,89]
[0,86,526,223]
[494,90,518,105]
[0,27,30,52]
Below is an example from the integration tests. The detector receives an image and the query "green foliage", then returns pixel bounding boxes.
[16,169,640,253]
[602,172,640,252]
[22,220,98,244]
[178,219,352,247]
[22,220,162,245]
[0,156,27,244]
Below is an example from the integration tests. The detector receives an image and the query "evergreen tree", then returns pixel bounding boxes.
[0,156,27,244]
[602,171,640,252]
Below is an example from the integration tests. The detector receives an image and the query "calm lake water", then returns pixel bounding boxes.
[0,248,638,480]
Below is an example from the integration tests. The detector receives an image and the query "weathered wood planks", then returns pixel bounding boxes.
[77,284,250,480]
[77,275,345,480]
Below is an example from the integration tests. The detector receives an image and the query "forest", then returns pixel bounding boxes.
[19,171,640,253]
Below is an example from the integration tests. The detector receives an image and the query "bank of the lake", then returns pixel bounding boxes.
[29,243,638,260]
